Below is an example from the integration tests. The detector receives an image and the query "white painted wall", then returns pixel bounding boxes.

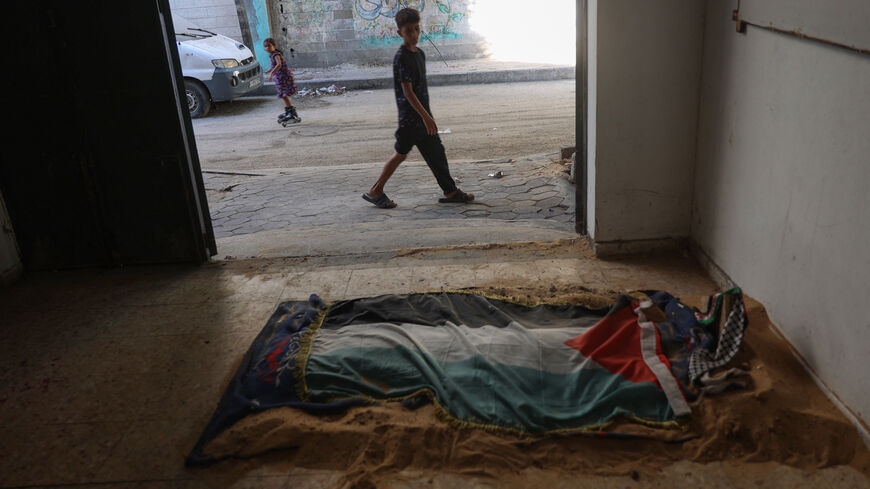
[0,189,22,286]
[694,0,870,424]
[588,0,705,242]
[169,0,243,42]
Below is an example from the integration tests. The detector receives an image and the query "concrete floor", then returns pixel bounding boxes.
[193,80,578,259]
[1,242,868,488]
[204,155,576,240]
[204,153,580,259]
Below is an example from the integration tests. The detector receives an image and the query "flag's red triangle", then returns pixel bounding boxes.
[564,304,667,387]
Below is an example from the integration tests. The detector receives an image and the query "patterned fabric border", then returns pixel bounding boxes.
[688,289,747,383]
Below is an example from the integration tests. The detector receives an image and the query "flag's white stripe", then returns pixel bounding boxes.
[636,302,691,416]
[312,321,601,375]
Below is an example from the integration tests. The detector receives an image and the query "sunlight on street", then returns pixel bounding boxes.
[469,0,576,64]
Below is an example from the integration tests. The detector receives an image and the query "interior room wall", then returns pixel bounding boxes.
[586,0,705,244]
[693,0,870,426]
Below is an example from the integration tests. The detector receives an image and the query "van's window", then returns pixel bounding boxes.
[173,15,216,39]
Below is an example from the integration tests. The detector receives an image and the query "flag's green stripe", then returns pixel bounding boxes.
[306,346,673,432]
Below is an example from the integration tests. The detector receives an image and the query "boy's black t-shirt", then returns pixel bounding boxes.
[393,45,431,129]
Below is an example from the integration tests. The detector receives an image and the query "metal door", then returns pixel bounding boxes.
[1,0,216,269]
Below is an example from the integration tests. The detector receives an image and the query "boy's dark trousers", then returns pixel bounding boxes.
[395,127,458,195]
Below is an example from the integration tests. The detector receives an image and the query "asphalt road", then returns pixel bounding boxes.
[191,79,576,170]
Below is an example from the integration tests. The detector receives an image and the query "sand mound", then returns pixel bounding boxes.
[200,291,870,487]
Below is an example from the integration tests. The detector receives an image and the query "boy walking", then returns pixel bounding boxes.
[362,8,474,209]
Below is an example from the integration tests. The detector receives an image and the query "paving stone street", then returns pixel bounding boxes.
[204,154,576,239]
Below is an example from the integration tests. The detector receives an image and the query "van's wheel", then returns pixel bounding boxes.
[184,80,211,118]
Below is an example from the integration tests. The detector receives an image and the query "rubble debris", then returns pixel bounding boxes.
[569,152,577,184]
[296,84,348,98]
[560,145,576,160]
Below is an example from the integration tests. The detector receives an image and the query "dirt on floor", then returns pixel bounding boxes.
[199,284,870,488]
[393,237,595,260]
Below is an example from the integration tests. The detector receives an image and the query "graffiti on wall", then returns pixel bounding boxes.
[269,0,473,60]
[355,0,424,20]
[354,0,468,46]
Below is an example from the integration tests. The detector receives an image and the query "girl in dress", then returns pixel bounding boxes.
[263,38,300,123]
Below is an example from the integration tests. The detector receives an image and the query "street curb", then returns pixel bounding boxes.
[245,66,575,97]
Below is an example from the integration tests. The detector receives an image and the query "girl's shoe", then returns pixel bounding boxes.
[277,107,293,121]
[278,106,300,126]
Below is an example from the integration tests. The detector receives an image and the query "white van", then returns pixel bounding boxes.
[173,15,263,118]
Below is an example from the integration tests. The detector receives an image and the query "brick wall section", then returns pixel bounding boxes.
[169,0,244,42]
[274,0,484,68]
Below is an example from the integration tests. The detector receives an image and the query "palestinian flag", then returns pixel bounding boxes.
[299,292,690,434]
[188,290,747,465]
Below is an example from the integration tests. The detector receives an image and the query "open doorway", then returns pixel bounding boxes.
[1,0,585,269]
[171,0,584,259]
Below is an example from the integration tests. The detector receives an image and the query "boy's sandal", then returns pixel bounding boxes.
[362,192,397,209]
[438,190,475,203]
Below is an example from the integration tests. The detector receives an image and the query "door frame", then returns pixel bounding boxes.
[575,0,588,235]
[159,0,217,258]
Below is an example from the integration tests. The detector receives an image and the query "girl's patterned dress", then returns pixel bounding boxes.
[270,50,298,98]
